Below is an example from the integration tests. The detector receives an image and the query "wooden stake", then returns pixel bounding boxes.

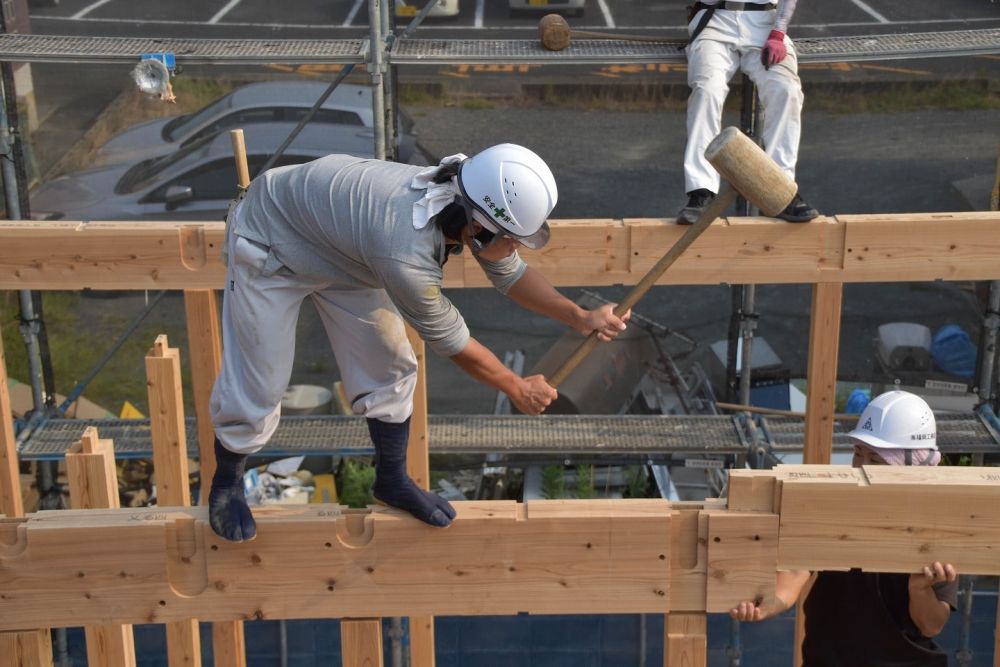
[67,427,137,667]
[341,619,384,667]
[0,326,23,518]
[0,629,53,667]
[664,613,707,667]
[145,335,202,667]
[803,282,843,465]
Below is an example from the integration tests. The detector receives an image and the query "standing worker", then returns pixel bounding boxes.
[729,390,958,666]
[677,0,818,224]
[208,144,630,542]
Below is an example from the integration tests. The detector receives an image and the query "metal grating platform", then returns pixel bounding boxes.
[17,412,998,461]
[760,411,1000,454]
[0,34,368,65]
[0,28,995,65]
[389,29,1000,65]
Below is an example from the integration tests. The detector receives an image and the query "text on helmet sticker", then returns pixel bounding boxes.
[482,195,513,226]
[862,417,872,431]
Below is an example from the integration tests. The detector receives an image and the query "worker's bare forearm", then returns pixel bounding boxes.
[507,266,586,331]
[908,588,951,638]
[450,337,520,395]
[774,570,812,614]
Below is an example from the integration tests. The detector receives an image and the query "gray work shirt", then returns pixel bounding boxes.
[229,154,527,357]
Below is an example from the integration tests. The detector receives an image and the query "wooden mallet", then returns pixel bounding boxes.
[538,13,672,52]
[547,126,797,387]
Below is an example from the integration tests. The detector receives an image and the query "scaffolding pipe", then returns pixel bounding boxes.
[975,280,1000,406]
[367,0,387,160]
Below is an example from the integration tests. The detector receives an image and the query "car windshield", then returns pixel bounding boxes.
[115,134,219,194]
[162,94,236,142]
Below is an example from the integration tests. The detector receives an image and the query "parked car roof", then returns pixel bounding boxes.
[32,122,385,222]
[94,80,419,166]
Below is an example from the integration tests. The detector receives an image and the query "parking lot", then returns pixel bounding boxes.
[26,0,1000,38]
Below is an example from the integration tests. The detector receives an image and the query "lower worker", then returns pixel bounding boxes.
[730,390,958,666]
[678,0,818,225]
[208,144,630,542]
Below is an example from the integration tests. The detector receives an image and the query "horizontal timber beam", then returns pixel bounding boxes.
[3,465,1000,630]
[1,213,999,290]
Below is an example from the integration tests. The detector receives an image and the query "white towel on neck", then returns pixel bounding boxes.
[411,153,467,230]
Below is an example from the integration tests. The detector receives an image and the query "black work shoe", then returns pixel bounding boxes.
[777,193,819,223]
[208,438,257,542]
[676,189,716,225]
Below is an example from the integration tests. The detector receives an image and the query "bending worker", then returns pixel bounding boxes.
[730,390,958,666]
[678,0,818,225]
[207,144,630,542]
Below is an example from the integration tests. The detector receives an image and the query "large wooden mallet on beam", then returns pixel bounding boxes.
[547,126,797,387]
[538,13,672,51]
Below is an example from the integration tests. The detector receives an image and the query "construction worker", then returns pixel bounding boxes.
[208,144,631,542]
[729,391,958,666]
[677,0,818,225]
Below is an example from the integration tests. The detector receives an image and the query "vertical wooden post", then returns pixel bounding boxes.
[803,282,843,465]
[341,619,383,667]
[184,292,246,667]
[796,281,843,666]
[0,629,53,667]
[404,324,435,667]
[0,326,23,518]
[66,427,137,667]
[184,291,222,506]
[0,324,50,665]
[664,613,707,667]
[145,335,202,667]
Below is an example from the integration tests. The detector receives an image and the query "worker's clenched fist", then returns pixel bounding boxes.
[513,374,558,416]
[578,303,630,342]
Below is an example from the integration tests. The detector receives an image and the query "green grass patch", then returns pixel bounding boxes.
[1,291,192,417]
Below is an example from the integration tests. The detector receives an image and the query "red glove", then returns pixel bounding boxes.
[761,30,787,69]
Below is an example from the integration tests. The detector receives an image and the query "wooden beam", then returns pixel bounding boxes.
[803,282,842,464]
[403,324,435,667]
[0,500,674,629]
[341,619,383,667]
[769,465,1000,574]
[4,467,1000,631]
[0,326,23,518]
[3,213,1000,290]
[66,427,137,667]
[144,335,202,667]
[0,629,53,667]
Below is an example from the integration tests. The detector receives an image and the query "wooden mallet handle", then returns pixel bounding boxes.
[547,127,797,388]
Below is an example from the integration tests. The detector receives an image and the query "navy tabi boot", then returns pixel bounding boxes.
[208,438,257,542]
[368,417,456,528]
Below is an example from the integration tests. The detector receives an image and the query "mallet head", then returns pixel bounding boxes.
[539,13,572,51]
[705,127,797,216]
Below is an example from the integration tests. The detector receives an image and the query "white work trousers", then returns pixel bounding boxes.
[210,232,418,455]
[684,8,803,194]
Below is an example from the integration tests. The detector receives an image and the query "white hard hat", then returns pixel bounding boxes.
[457,143,558,249]
[848,390,937,450]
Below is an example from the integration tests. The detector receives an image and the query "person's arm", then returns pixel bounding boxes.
[773,0,797,33]
[506,265,630,341]
[730,570,812,622]
[908,562,956,638]
[449,336,557,415]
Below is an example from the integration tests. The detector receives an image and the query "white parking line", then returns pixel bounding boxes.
[71,0,115,20]
[475,0,484,28]
[851,0,890,23]
[208,0,242,25]
[596,0,615,28]
[344,0,365,27]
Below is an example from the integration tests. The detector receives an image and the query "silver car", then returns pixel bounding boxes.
[93,80,420,166]
[31,122,383,222]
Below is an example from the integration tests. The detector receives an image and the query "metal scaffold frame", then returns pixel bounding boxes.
[1,1,1000,666]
